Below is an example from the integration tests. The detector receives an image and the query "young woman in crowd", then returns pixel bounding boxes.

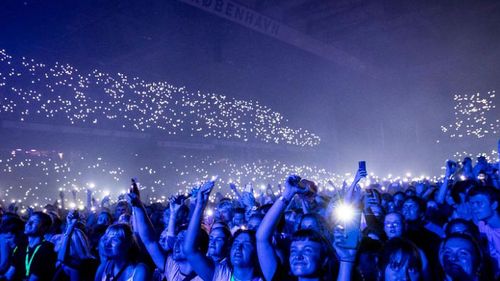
[128,182,204,281]
[53,210,97,281]
[256,175,358,281]
[94,223,148,281]
[184,179,263,281]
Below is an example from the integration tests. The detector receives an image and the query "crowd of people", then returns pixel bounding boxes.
[0,141,499,281]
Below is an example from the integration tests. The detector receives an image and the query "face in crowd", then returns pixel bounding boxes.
[159,228,169,251]
[439,235,481,280]
[173,230,187,261]
[289,239,323,278]
[384,213,404,239]
[381,239,422,281]
[468,193,498,222]
[300,216,321,233]
[402,198,421,222]
[393,193,405,210]
[97,212,112,226]
[232,212,246,227]
[24,212,51,237]
[230,231,256,268]
[102,224,135,259]
[289,230,329,279]
[246,215,263,231]
[217,204,234,225]
[208,227,229,261]
[114,202,130,220]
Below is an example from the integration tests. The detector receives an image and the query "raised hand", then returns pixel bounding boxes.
[353,168,367,185]
[445,160,457,178]
[333,225,359,262]
[241,191,256,209]
[127,178,142,206]
[196,180,216,207]
[67,210,78,227]
[284,175,307,196]
[169,195,185,214]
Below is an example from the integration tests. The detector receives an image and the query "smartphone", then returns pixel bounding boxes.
[358,161,366,172]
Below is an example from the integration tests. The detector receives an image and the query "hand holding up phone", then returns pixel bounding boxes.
[127,178,142,207]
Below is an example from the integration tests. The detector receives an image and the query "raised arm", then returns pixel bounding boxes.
[345,168,367,205]
[127,180,167,271]
[437,160,455,204]
[230,183,243,201]
[333,211,361,281]
[256,175,303,281]
[57,211,77,265]
[183,180,216,281]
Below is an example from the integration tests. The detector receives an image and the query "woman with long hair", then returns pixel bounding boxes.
[94,223,149,281]
[53,210,98,281]
[183,180,263,281]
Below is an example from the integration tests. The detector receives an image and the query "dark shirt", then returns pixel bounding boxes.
[13,240,56,281]
[52,258,98,281]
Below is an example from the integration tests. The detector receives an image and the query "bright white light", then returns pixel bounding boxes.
[206,208,213,217]
[88,182,95,188]
[335,203,355,223]
[69,202,76,209]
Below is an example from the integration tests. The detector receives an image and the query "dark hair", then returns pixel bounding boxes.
[290,229,334,280]
[234,207,246,215]
[228,229,261,277]
[291,229,333,261]
[31,212,52,233]
[444,219,480,240]
[379,238,423,278]
[209,225,231,259]
[381,193,393,202]
[440,233,483,275]
[467,186,499,211]
[298,213,332,241]
[403,196,426,213]
[451,180,477,204]
[393,191,405,199]
[0,216,24,235]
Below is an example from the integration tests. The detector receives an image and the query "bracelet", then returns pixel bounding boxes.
[339,259,355,263]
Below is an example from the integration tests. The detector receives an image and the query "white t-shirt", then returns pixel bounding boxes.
[163,255,204,281]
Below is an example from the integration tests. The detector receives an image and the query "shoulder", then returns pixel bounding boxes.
[41,240,56,251]
[133,263,148,273]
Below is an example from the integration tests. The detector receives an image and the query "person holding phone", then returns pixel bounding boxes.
[183,179,263,281]
[127,179,204,281]
[52,210,97,281]
[256,175,360,281]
